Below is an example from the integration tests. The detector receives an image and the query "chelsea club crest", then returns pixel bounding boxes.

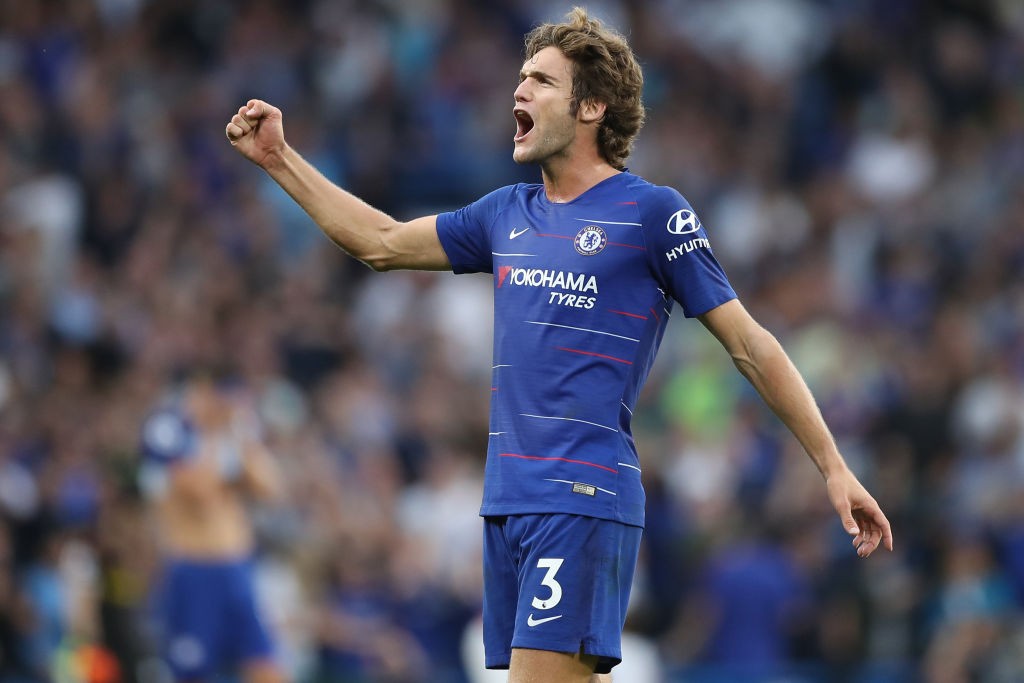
[574,225,607,255]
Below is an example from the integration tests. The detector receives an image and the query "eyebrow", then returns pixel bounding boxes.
[519,67,561,84]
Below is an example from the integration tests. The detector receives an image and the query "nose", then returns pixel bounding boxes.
[514,79,530,103]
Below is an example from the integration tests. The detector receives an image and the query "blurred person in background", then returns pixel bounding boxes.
[138,372,287,683]
[225,7,891,683]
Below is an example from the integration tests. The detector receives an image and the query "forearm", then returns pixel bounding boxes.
[228,99,448,270]
[241,444,286,503]
[733,328,849,479]
[260,144,397,268]
[701,303,892,554]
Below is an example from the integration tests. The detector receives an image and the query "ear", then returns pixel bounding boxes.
[578,98,606,125]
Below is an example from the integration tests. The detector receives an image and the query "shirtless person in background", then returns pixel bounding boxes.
[140,373,286,683]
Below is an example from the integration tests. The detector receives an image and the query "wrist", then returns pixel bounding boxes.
[820,457,850,481]
[259,143,292,174]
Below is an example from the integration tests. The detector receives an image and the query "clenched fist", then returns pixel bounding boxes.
[225,99,286,169]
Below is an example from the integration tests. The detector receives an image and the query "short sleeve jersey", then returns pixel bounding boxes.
[436,172,736,527]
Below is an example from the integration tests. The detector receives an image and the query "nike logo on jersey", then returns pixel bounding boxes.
[526,613,563,627]
[509,227,531,240]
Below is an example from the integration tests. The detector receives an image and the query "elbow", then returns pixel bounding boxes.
[362,251,408,272]
[361,255,395,272]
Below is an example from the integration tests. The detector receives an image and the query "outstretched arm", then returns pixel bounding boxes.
[225,99,450,272]
[699,299,893,557]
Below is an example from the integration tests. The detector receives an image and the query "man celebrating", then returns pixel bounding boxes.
[141,374,286,683]
[226,7,892,682]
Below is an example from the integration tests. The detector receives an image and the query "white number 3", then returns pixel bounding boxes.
[531,558,564,610]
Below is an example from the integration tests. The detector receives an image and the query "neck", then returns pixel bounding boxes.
[541,156,620,203]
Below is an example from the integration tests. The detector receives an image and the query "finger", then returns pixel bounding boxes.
[854,536,875,558]
[837,503,860,538]
[245,99,265,119]
[879,515,894,552]
[859,513,893,557]
[855,522,877,557]
[858,527,880,557]
[231,112,254,135]
[226,116,254,139]
[237,105,255,126]
[860,507,894,553]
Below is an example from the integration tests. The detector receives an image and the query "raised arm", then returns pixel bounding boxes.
[699,299,893,558]
[225,99,450,272]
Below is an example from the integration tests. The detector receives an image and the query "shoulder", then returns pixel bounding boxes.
[452,183,543,227]
[621,173,689,209]
[443,183,536,226]
[620,174,694,232]
[476,182,539,208]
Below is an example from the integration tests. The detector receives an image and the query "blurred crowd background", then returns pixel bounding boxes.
[1,0,1023,681]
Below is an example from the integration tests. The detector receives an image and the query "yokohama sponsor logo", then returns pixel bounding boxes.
[497,266,598,293]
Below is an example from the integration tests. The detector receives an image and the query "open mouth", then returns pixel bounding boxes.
[514,109,534,141]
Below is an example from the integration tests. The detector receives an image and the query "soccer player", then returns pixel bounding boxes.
[225,7,893,682]
[140,374,287,683]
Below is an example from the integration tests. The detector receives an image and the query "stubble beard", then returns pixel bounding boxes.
[513,115,576,166]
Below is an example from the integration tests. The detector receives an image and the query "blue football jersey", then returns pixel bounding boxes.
[436,172,736,527]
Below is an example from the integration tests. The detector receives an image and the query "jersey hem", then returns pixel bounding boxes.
[478,504,644,529]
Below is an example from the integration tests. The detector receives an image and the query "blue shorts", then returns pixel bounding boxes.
[155,558,275,680]
[482,514,643,674]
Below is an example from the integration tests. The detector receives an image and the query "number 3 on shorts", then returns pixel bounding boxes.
[531,558,564,610]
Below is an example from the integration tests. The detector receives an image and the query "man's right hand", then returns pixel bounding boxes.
[225,99,286,169]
